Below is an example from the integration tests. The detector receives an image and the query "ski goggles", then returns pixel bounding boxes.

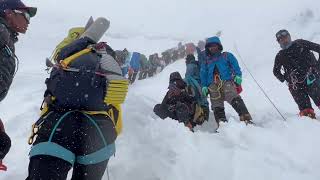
[13,9,30,23]
[276,30,290,41]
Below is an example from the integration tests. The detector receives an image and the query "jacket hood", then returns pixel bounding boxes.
[205,36,223,51]
[169,72,183,82]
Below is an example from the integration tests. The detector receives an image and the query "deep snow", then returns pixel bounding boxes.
[1,0,320,179]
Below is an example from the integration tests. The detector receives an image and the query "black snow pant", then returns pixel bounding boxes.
[150,67,158,77]
[129,71,138,84]
[0,131,11,159]
[289,81,320,111]
[153,103,194,126]
[26,156,108,180]
[138,70,148,80]
[26,111,117,180]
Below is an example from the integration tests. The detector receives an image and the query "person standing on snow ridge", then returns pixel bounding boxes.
[199,36,253,127]
[273,29,320,118]
[138,53,149,80]
[184,54,210,125]
[197,40,206,52]
[128,52,141,84]
[0,0,36,169]
[121,48,131,77]
[185,43,196,55]
[26,17,128,180]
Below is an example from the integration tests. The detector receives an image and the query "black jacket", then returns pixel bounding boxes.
[273,39,320,83]
[0,18,18,102]
[161,80,195,119]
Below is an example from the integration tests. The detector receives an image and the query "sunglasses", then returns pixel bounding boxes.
[276,31,289,41]
[13,10,30,23]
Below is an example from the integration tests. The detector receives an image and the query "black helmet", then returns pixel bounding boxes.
[0,0,37,18]
[276,29,290,41]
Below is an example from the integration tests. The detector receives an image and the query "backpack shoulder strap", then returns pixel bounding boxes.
[222,52,235,74]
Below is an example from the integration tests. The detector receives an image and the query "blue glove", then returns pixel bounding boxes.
[234,76,242,85]
[202,87,208,96]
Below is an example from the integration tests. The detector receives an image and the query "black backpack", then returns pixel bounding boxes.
[45,51,108,111]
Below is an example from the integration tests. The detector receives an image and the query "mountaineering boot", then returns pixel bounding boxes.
[0,118,10,171]
[240,114,254,125]
[213,107,227,124]
[231,97,254,124]
[299,108,316,119]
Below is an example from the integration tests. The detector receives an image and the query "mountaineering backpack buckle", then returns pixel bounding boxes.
[28,124,39,145]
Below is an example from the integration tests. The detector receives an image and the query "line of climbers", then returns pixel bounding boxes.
[112,39,203,84]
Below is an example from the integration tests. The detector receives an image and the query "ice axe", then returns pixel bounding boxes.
[46,58,55,68]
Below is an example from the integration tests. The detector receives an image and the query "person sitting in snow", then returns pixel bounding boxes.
[153,72,204,131]
[273,29,320,119]
[199,36,253,127]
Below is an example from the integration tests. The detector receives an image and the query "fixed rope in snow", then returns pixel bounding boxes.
[233,44,287,121]
[107,165,110,180]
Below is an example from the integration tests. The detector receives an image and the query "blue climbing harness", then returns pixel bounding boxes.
[29,111,115,166]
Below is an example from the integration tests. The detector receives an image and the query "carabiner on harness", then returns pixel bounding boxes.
[28,124,39,145]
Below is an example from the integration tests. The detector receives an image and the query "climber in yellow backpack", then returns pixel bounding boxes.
[26,17,128,180]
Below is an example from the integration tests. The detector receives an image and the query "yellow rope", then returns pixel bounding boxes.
[209,75,224,100]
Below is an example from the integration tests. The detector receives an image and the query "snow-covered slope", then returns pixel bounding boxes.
[1,0,320,179]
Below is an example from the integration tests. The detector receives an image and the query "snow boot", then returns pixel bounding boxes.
[153,104,169,119]
[0,130,11,171]
[231,97,253,124]
[299,108,316,119]
[213,107,227,124]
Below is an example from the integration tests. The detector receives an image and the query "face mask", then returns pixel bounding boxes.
[279,36,293,50]
[280,40,293,50]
